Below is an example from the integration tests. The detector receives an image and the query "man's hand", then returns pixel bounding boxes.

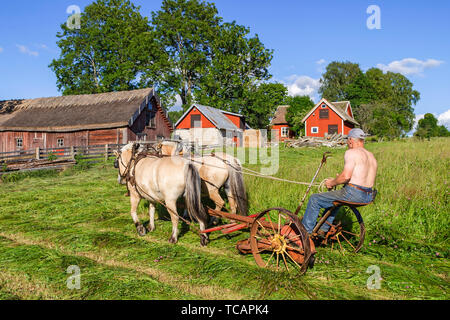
[325,178,334,190]
[325,174,340,190]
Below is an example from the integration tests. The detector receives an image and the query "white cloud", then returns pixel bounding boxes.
[437,109,450,129]
[376,58,444,76]
[316,59,327,73]
[316,59,326,65]
[284,75,321,102]
[16,44,39,57]
[0,47,3,53]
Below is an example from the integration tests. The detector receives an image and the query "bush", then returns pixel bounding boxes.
[47,152,57,161]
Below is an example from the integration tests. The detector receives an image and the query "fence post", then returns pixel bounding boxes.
[36,147,40,160]
[105,144,109,162]
[70,146,75,160]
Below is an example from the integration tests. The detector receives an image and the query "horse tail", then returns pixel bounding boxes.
[227,158,248,216]
[184,163,208,224]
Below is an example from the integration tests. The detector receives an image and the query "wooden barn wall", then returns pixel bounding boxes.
[0,128,124,153]
[128,99,172,142]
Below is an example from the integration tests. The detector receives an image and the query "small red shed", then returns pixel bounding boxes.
[174,104,245,146]
[302,99,359,137]
[270,105,295,141]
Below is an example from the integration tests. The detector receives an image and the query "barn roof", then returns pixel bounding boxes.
[270,105,290,125]
[175,104,242,130]
[301,98,359,125]
[0,88,167,132]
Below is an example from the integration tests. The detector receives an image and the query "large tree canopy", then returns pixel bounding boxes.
[145,0,222,109]
[50,0,276,124]
[319,61,362,102]
[50,0,155,95]
[146,0,273,112]
[195,21,273,113]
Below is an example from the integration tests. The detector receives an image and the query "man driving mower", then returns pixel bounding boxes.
[301,128,378,237]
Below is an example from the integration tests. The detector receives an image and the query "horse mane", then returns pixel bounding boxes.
[121,142,145,154]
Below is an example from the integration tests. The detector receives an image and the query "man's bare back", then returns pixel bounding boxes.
[345,147,377,188]
[324,132,378,190]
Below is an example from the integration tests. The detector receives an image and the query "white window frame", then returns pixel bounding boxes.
[57,138,64,147]
[280,127,289,137]
[311,127,319,134]
[16,137,23,148]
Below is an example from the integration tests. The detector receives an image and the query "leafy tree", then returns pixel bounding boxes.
[284,95,315,136]
[168,110,185,124]
[145,0,222,109]
[195,21,273,113]
[414,113,449,139]
[243,83,288,129]
[344,71,377,110]
[438,125,450,137]
[356,102,401,138]
[319,61,362,101]
[50,0,155,95]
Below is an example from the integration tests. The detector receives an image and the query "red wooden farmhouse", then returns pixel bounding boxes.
[174,104,246,146]
[302,98,359,137]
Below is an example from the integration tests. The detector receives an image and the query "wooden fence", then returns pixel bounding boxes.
[0,142,157,164]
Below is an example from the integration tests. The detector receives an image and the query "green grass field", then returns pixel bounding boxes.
[0,138,448,300]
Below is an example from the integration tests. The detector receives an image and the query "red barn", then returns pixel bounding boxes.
[0,88,173,153]
[302,98,359,137]
[174,104,245,146]
[270,105,295,141]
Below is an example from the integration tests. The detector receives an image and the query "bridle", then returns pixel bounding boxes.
[114,143,164,183]
[115,144,139,182]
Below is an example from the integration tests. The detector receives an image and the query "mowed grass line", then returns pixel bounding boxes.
[0,138,448,299]
[0,235,198,300]
[0,232,242,300]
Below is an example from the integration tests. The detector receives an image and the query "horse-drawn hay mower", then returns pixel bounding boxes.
[200,152,375,275]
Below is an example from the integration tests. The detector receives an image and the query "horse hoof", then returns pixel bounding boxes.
[147,226,155,232]
[168,237,178,244]
[200,235,209,247]
[136,225,146,236]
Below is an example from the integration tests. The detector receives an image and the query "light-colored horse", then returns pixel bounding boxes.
[158,140,248,217]
[114,143,209,246]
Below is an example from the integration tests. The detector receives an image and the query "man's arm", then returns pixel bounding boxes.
[325,150,356,188]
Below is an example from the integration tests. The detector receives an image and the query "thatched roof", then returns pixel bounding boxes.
[0,88,164,132]
[270,105,290,125]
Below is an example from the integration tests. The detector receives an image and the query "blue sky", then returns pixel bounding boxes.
[1,0,449,128]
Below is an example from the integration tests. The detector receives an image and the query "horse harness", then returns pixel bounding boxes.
[114,145,203,235]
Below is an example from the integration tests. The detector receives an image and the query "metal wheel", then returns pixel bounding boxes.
[250,207,312,274]
[316,206,366,254]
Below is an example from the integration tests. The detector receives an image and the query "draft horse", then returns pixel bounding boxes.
[114,143,209,246]
[158,140,248,218]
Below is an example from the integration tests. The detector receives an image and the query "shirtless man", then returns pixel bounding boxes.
[302,128,378,236]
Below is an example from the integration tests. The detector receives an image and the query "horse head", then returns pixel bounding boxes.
[113,143,142,184]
